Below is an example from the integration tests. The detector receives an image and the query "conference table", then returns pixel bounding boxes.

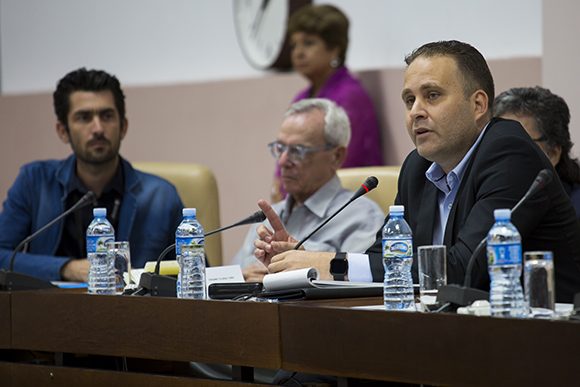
[0,293,9,350]
[1,289,580,386]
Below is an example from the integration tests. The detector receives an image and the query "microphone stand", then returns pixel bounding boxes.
[436,237,489,311]
[0,191,96,291]
[134,211,266,297]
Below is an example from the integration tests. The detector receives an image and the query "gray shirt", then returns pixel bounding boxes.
[232,175,385,267]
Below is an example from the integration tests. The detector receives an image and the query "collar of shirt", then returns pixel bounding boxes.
[56,158,125,262]
[281,175,342,223]
[66,158,125,197]
[425,122,490,244]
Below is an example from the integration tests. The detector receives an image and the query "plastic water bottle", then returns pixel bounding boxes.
[180,244,206,299]
[382,205,416,311]
[86,208,115,295]
[175,208,206,299]
[487,209,526,318]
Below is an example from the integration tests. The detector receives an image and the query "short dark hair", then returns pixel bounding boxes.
[288,4,349,65]
[53,68,126,128]
[404,40,495,110]
[493,86,580,184]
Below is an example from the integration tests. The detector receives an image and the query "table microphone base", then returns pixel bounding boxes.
[437,284,489,309]
[0,270,56,291]
[134,272,177,297]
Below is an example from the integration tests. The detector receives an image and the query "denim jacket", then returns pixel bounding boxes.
[0,155,183,281]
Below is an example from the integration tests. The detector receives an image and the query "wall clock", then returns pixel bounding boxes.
[233,0,311,70]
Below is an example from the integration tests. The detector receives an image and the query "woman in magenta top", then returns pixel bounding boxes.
[273,4,383,200]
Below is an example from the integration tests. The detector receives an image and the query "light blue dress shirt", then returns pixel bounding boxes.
[425,125,489,245]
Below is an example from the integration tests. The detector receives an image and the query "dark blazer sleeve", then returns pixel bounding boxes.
[0,164,70,280]
[366,149,432,282]
[366,212,387,282]
[365,152,419,282]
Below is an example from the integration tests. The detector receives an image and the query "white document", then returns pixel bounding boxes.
[263,268,318,291]
[262,267,382,292]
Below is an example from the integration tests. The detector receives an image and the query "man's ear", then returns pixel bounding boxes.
[472,90,489,122]
[56,121,70,144]
[333,146,347,168]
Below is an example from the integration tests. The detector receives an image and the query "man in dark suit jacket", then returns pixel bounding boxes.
[253,40,580,303]
[365,116,580,302]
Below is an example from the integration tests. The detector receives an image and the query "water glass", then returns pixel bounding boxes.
[418,245,447,307]
[524,251,555,318]
[107,241,133,293]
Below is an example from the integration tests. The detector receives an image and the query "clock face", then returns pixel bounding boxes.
[233,0,290,69]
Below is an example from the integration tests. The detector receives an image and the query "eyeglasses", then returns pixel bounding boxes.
[267,141,335,162]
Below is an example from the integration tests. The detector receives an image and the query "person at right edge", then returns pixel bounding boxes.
[255,40,580,304]
[493,86,580,218]
[271,4,383,201]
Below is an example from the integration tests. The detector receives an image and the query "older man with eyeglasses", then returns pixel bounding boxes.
[232,98,384,282]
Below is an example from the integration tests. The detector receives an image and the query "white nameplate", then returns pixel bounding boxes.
[206,265,245,292]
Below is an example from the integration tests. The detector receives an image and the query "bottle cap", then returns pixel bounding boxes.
[389,205,405,214]
[182,208,196,217]
[494,208,511,220]
[93,208,107,217]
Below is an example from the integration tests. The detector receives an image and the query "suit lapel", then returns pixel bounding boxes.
[442,125,483,245]
[415,180,438,246]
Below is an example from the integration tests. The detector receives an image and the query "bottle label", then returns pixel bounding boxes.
[382,239,413,258]
[488,243,522,266]
[86,235,114,254]
[176,237,205,255]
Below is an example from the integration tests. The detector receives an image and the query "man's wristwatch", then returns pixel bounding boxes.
[330,252,348,281]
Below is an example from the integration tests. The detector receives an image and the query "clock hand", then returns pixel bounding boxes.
[251,0,271,36]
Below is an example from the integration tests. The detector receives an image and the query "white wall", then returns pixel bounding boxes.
[1,0,541,94]
[331,0,542,69]
[543,0,580,157]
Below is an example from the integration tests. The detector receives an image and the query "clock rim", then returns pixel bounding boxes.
[233,0,312,70]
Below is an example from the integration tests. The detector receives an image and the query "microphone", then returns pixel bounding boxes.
[294,176,379,250]
[204,210,266,238]
[436,169,554,310]
[135,210,266,297]
[0,191,97,291]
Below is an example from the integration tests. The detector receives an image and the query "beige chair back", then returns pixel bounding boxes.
[337,166,400,215]
[133,162,222,266]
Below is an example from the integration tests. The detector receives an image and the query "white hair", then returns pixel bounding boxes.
[285,98,351,147]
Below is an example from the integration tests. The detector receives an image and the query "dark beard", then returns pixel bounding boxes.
[71,137,120,166]
[76,148,118,165]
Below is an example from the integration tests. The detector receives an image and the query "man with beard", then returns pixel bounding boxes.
[0,68,183,282]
